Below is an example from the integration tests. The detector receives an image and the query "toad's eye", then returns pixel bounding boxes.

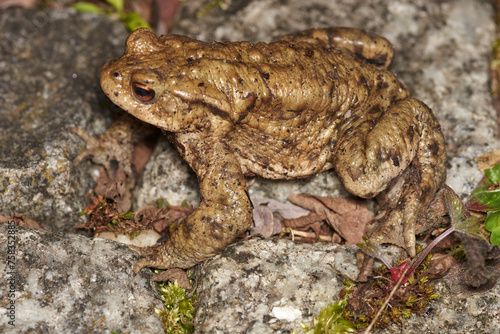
[132,83,155,102]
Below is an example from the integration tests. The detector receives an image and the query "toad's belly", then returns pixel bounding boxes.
[225,119,337,179]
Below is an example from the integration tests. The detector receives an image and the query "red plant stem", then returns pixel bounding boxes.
[377,254,393,269]
[408,226,456,273]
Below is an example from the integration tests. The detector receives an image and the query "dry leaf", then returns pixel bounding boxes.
[251,205,277,238]
[252,198,310,219]
[282,212,325,229]
[152,268,192,290]
[0,211,41,228]
[475,149,500,172]
[288,193,372,245]
[72,116,158,213]
[282,213,325,239]
[251,198,308,238]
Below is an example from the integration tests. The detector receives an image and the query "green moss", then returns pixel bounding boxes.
[156,281,195,334]
[196,0,230,18]
[297,249,439,333]
[297,283,356,334]
[72,0,151,31]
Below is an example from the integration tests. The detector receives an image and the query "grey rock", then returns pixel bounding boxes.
[0,224,164,333]
[0,8,165,334]
[134,136,200,208]
[0,8,129,232]
[193,239,358,333]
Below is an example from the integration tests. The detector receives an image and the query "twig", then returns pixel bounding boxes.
[328,263,358,283]
[290,229,333,242]
[180,313,194,326]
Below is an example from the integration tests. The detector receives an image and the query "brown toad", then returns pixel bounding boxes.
[99,27,447,271]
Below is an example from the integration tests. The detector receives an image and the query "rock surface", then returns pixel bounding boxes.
[0,223,164,333]
[0,8,165,333]
[0,8,128,232]
[1,0,500,333]
[193,239,359,333]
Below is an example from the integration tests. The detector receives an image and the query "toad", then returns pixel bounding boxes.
[98,27,447,272]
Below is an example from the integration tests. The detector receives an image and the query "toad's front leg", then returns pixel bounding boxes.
[131,137,252,272]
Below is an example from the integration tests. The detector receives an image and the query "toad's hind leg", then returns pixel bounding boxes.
[333,98,446,256]
[279,27,394,69]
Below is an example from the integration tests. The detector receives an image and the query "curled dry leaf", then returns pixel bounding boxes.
[0,211,41,228]
[475,149,500,172]
[288,193,372,245]
[152,268,192,291]
[251,205,279,238]
[251,198,308,238]
[427,253,455,279]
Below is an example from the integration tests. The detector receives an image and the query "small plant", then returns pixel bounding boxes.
[297,249,438,333]
[342,244,438,330]
[156,279,195,334]
[357,237,411,284]
[467,163,500,245]
[359,187,487,285]
[73,0,150,31]
[298,283,357,334]
[196,0,230,18]
[77,195,137,232]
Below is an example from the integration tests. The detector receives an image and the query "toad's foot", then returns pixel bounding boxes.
[129,244,174,273]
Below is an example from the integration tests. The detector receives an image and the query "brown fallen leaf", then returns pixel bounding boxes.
[288,193,372,245]
[474,149,500,172]
[427,253,455,279]
[0,211,41,228]
[72,116,158,213]
[252,198,310,219]
[152,268,192,290]
[251,205,278,238]
[282,212,325,229]
[251,198,308,238]
[76,196,192,238]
